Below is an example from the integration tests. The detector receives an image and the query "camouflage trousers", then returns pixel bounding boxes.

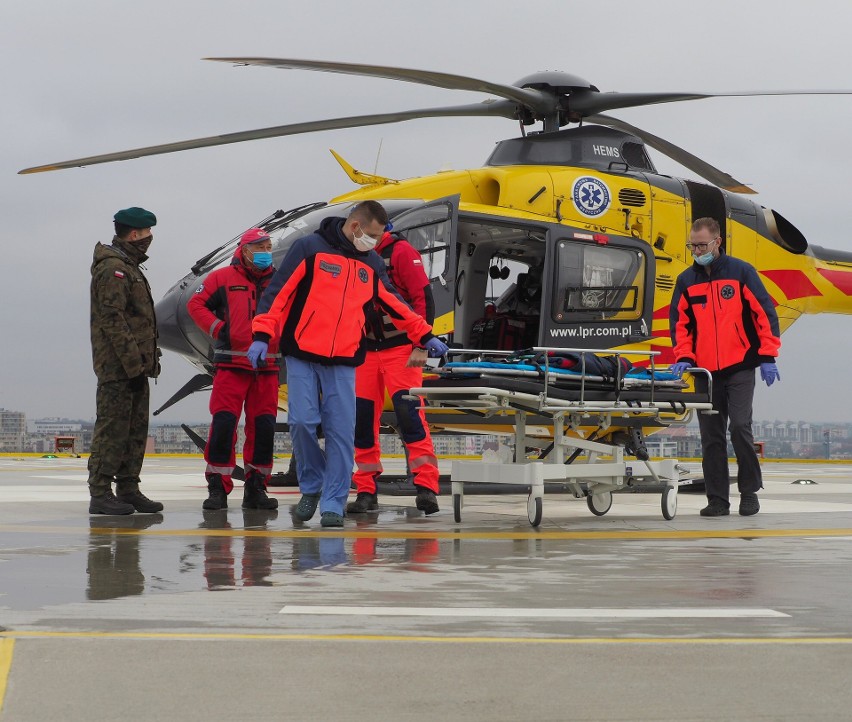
[87,378,150,496]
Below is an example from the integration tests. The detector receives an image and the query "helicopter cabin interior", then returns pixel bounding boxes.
[397,207,651,354]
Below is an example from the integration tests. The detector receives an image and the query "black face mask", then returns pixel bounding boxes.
[114,237,149,263]
[132,235,153,255]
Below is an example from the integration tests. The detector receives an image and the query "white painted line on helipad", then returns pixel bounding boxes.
[278,606,789,619]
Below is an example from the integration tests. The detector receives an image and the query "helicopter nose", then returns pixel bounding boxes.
[155,273,212,373]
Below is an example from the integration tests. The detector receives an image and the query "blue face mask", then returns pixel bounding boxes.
[250,251,273,269]
[694,251,714,266]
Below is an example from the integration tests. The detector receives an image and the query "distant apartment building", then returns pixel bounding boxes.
[0,409,26,452]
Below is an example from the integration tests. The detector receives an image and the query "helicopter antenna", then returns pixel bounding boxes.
[374,137,384,174]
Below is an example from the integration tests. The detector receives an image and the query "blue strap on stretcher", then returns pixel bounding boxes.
[441,361,678,381]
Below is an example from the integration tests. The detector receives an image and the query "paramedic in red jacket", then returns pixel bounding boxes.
[248,201,448,528]
[669,217,781,518]
[187,228,280,512]
[347,230,441,515]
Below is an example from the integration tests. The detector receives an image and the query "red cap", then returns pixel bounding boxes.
[239,228,270,246]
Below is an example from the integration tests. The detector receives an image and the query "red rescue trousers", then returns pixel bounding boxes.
[205,368,279,493]
[352,345,439,494]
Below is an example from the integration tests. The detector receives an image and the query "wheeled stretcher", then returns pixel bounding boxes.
[411,347,714,526]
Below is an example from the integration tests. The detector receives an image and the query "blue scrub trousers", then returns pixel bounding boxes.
[286,356,356,516]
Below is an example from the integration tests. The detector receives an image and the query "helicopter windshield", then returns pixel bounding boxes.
[196,200,422,275]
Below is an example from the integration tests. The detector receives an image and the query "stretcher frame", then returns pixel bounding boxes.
[412,347,714,526]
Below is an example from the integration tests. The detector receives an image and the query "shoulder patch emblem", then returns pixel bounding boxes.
[195,284,204,294]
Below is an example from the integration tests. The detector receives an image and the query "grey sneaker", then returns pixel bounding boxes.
[293,493,321,521]
[739,493,760,516]
[320,511,344,528]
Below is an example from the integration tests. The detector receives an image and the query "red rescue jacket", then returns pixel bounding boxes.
[252,217,435,367]
[187,248,280,371]
[669,250,780,374]
[364,232,435,352]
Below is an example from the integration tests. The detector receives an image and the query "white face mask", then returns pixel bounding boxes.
[352,228,379,252]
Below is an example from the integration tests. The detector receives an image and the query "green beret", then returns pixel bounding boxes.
[114,207,157,228]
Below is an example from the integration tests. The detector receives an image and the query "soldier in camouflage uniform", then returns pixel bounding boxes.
[87,207,164,515]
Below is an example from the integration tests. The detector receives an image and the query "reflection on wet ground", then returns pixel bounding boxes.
[5,457,852,720]
[2,456,852,635]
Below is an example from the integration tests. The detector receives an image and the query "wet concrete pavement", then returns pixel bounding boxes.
[2,455,852,720]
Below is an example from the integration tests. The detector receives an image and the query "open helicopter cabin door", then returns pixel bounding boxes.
[387,195,459,337]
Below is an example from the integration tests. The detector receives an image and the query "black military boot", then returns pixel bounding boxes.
[117,489,164,513]
[242,473,279,510]
[203,473,228,510]
[89,490,135,515]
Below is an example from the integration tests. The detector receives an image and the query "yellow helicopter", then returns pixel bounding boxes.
[19,59,852,458]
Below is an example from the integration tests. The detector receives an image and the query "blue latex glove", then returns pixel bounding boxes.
[424,337,449,358]
[760,362,780,387]
[669,361,692,378]
[247,340,268,369]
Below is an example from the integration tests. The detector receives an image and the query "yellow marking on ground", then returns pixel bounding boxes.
[86,526,852,541]
[2,631,852,645]
[0,638,14,715]
[4,525,852,541]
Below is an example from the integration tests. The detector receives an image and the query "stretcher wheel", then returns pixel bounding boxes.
[527,494,542,527]
[453,493,463,523]
[587,491,612,516]
[662,486,677,520]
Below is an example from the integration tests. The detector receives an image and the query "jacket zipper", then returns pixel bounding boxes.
[330,262,352,357]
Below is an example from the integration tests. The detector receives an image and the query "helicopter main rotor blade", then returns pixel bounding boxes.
[18,101,517,174]
[574,89,852,116]
[588,113,757,194]
[204,57,553,113]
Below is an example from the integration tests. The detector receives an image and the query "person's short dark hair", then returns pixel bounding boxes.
[349,200,388,228]
[114,222,134,239]
[692,217,721,238]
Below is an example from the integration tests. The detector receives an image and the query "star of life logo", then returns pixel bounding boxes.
[720,284,735,300]
[572,176,611,217]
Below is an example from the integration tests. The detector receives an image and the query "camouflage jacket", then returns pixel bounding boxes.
[90,239,160,382]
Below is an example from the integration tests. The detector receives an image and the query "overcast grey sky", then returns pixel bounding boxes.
[3,0,852,424]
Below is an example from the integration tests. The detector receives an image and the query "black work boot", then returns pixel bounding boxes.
[242,473,279,510]
[415,486,440,515]
[117,489,164,513]
[203,473,228,510]
[89,490,135,516]
[346,491,379,514]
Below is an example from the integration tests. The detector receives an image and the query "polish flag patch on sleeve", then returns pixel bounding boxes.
[114,271,125,278]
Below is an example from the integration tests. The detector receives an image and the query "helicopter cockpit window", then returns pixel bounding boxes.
[552,241,645,323]
[197,203,351,274]
[196,200,424,275]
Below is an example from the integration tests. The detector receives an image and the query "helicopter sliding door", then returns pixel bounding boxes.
[388,195,459,337]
